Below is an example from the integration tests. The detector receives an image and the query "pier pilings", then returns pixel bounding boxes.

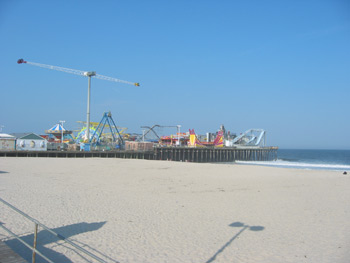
[0,147,278,163]
[153,147,278,162]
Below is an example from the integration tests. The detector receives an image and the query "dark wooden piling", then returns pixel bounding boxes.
[152,147,277,163]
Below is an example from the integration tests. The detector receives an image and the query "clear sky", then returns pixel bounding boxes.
[1,0,349,149]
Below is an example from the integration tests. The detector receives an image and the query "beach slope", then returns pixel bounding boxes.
[0,158,349,263]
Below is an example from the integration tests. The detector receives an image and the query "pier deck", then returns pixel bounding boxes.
[0,241,27,263]
[0,147,277,162]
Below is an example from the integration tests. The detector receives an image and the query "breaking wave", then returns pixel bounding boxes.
[235,159,350,171]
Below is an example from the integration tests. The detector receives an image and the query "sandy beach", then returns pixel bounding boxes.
[0,157,349,263]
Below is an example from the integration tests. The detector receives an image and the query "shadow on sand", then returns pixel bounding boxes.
[5,221,111,263]
[206,221,265,263]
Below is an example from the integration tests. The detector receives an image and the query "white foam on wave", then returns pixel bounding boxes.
[235,159,350,171]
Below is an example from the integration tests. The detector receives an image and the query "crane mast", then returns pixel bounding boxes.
[17,58,140,147]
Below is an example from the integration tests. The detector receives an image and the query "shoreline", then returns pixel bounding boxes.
[233,160,350,171]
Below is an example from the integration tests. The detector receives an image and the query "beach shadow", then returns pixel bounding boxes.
[206,221,265,263]
[5,221,107,263]
[71,239,121,263]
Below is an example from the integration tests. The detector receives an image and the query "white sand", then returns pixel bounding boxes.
[0,158,349,263]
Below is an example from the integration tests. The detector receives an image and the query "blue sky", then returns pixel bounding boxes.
[1,0,349,149]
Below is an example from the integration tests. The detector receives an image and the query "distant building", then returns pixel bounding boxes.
[14,133,47,151]
[0,133,16,151]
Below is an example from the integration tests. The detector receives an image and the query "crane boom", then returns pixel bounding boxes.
[95,74,139,86]
[17,59,85,77]
[17,58,140,86]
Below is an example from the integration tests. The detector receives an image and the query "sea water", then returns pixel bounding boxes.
[236,149,350,171]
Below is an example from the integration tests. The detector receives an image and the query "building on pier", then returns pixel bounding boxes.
[0,133,16,151]
[13,133,47,151]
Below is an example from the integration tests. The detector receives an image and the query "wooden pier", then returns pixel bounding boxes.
[154,146,278,162]
[0,147,277,163]
[0,241,27,263]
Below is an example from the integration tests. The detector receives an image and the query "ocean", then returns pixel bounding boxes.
[236,149,350,171]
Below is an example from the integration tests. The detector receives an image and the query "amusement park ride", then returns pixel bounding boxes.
[17,58,139,149]
[229,129,266,147]
[44,122,74,143]
[75,120,128,142]
[141,125,181,142]
[188,129,224,147]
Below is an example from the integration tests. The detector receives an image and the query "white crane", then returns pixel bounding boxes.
[18,58,140,144]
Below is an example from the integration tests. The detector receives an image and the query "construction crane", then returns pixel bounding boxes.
[17,58,140,144]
